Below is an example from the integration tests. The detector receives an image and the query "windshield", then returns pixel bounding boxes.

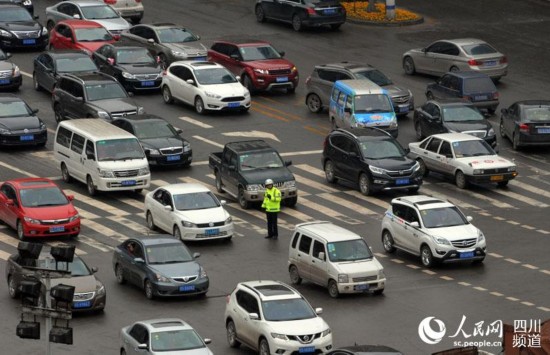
[359,139,405,159]
[421,206,468,228]
[173,191,220,211]
[75,28,113,42]
[151,330,205,352]
[239,151,284,170]
[261,298,316,321]
[0,101,33,118]
[194,68,237,85]
[442,105,484,122]
[157,28,198,43]
[354,94,393,113]
[19,187,68,207]
[327,239,373,262]
[524,106,550,122]
[85,83,127,101]
[116,49,155,65]
[354,69,393,86]
[81,5,119,19]
[133,120,177,139]
[56,57,97,73]
[37,257,91,276]
[0,49,7,60]
[239,45,281,61]
[145,243,193,264]
[452,139,495,158]
[461,43,497,55]
[0,7,33,21]
[96,138,144,161]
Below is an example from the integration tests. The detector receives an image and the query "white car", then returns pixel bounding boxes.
[144,183,234,241]
[408,132,517,189]
[161,61,251,114]
[381,195,487,267]
[225,280,333,355]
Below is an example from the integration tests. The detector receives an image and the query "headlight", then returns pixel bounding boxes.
[283,180,296,188]
[487,128,495,137]
[68,213,80,222]
[246,184,261,191]
[432,236,451,245]
[98,169,115,178]
[181,220,196,228]
[0,29,13,38]
[199,266,207,279]
[96,284,105,295]
[253,68,268,75]
[122,71,135,79]
[148,148,160,156]
[138,167,150,176]
[183,143,191,152]
[412,161,420,172]
[13,65,20,77]
[473,169,484,175]
[24,216,41,224]
[291,66,297,72]
[171,50,186,57]
[39,121,47,131]
[389,120,398,129]
[321,328,331,337]
[96,110,110,119]
[225,216,232,224]
[478,230,485,242]
[378,269,386,279]
[507,166,516,172]
[0,128,10,134]
[270,333,289,340]
[137,106,145,114]
[42,26,48,36]
[369,165,387,175]
[205,91,221,99]
[154,273,171,283]
[337,274,348,283]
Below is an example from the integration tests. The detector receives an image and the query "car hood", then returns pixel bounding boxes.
[199,82,248,96]
[97,159,146,167]
[149,261,201,277]
[91,18,129,32]
[241,167,294,185]
[174,206,229,224]
[365,156,416,171]
[444,121,491,133]
[164,42,208,56]
[429,224,479,242]
[22,204,78,220]
[245,59,294,71]
[334,258,384,275]
[118,63,161,75]
[51,275,98,293]
[89,98,137,112]
[0,61,15,71]
[267,317,328,335]
[0,116,41,131]
[355,112,396,124]
[141,137,183,150]
[457,155,515,169]
[0,21,41,32]
[382,84,409,98]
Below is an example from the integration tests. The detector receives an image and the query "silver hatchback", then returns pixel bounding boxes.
[402,38,508,81]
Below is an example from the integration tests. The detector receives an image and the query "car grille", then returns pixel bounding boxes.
[479,167,511,174]
[109,30,123,35]
[40,218,70,225]
[392,95,410,104]
[291,351,323,355]
[160,147,183,155]
[386,167,414,177]
[352,275,378,282]
[268,68,291,75]
[451,238,477,248]
[13,30,40,39]
[108,180,147,188]
[114,169,139,177]
[196,231,228,238]
[172,275,198,283]
[135,73,159,80]
[288,332,321,344]
[73,292,95,301]
[221,96,245,102]
[261,181,284,188]
[196,221,225,228]
[0,70,12,79]
[111,110,137,118]
[462,130,487,138]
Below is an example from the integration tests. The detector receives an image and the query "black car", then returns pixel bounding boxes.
[52,72,144,122]
[327,345,403,355]
[0,94,46,147]
[0,4,48,50]
[0,0,33,15]
[414,100,496,148]
[112,236,209,299]
[0,49,22,91]
[499,100,550,150]
[322,128,422,196]
[92,43,162,92]
[33,50,98,93]
[111,114,192,167]
[255,0,346,31]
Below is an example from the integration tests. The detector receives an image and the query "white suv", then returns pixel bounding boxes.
[225,280,333,355]
[380,195,486,267]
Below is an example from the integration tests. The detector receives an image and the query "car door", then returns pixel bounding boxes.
[0,184,19,229]
[258,0,277,19]
[35,54,56,92]
[279,0,300,21]
[430,74,452,100]
[52,3,75,23]
[309,239,328,286]
[224,151,239,197]
[223,45,244,76]
[168,65,193,104]
[422,103,446,137]
[52,24,73,50]
[416,42,445,75]
[125,324,148,355]
[339,136,362,181]
[295,234,313,280]
[125,241,147,286]
[115,241,138,286]
[233,290,259,347]
[62,79,85,119]
[423,137,443,172]
[387,203,408,249]
[156,189,174,232]
[316,69,344,108]
[334,90,348,128]
[437,140,455,176]
[433,42,460,73]
[93,45,113,75]
[82,139,98,180]
[327,135,348,180]
[501,103,517,139]
[401,206,422,253]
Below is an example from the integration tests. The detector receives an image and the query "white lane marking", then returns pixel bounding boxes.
[106,216,148,234]
[21,70,32,78]
[75,207,100,220]
[439,183,515,209]
[233,207,294,232]
[194,151,322,167]
[490,292,504,297]
[489,188,549,208]
[0,161,38,177]
[117,197,144,211]
[418,186,479,210]
[506,297,519,301]
[280,150,322,157]
[223,131,280,142]
[538,306,550,312]
[150,179,171,187]
[318,192,377,215]
[280,207,316,222]
[344,190,391,210]
[0,231,21,248]
[178,116,212,129]
[178,177,218,194]
[298,197,363,225]
[294,174,339,193]
[30,151,55,162]
[192,135,224,148]
[510,180,550,200]
[78,234,114,252]
[0,249,10,260]
[65,190,130,216]
[81,219,127,243]
[440,276,454,281]
[294,164,325,178]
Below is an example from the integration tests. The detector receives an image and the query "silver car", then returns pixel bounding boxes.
[120,318,213,355]
[402,38,508,81]
[46,0,130,34]
[105,0,144,24]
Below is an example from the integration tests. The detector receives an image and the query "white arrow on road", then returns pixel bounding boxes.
[222,131,280,142]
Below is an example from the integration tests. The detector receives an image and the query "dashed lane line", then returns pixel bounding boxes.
[178,116,213,129]
[192,135,224,148]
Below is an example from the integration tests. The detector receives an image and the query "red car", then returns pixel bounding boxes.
[208,39,299,94]
[49,20,118,56]
[0,178,80,240]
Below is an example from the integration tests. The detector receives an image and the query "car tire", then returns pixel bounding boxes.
[408,186,420,194]
[33,73,42,91]
[497,181,509,188]
[46,20,55,32]
[115,264,126,284]
[487,107,496,115]
[287,86,296,94]
[512,132,520,150]
[417,159,429,177]
[286,196,298,207]
[173,225,182,240]
[421,245,435,267]
[144,280,154,300]
[403,56,416,75]
[242,75,257,95]
[61,163,71,183]
[328,279,340,298]
[499,118,507,139]
[17,220,25,241]
[121,349,127,355]
[146,211,157,231]
[306,93,322,113]
[226,320,241,348]
[382,230,396,253]
[426,91,434,100]
[53,103,64,123]
[259,338,271,355]
[415,121,424,140]
[472,258,485,265]
[373,289,384,296]
[255,5,266,22]
[8,276,19,298]
[324,160,337,183]
[194,96,206,115]
[87,175,97,196]
[131,16,142,24]
[455,170,468,189]
[162,86,174,104]
[289,265,302,285]
[292,14,303,31]
[238,187,250,209]
[358,173,373,196]
[215,171,224,193]
[158,54,169,70]
[450,66,460,73]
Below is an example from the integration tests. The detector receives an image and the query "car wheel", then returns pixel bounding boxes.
[226,320,241,348]
[173,225,182,240]
[158,54,168,70]
[455,170,468,189]
[194,96,206,115]
[8,276,19,298]
[259,338,271,355]
[115,264,126,284]
[497,181,509,188]
[426,91,434,100]
[46,21,55,32]
[144,280,154,300]
[287,86,296,94]
[162,86,174,104]
[255,5,266,22]
[472,258,485,265]
[450,66,460,73]
[87,175,97,196]
[53,103,64,123]
[17,220,25,241]
[373,289,384,296]
[487,107,496,115]
[33,73,42,92]
[324,160,337,183]
[408,186,420,194]
[417,159,429,177]
[512,132,520,150]
[146,211,157,231]
[358,173,373,196]
[238,187,250,209]
[215,171,224,193]
[121,350,127,355]
[414,121,424,140]
[292,14,303,31]
[421,245,435,267]
[328,279,340,298]
[403,56,416,75]
[330,24,342,30]
[289,265,302,285]
[382,230,396,253]
[285,196,298,207]
[306,93,322,113]
[242,75,256,95]
[131,16,142,24]
[61,163,71,183]
[499,118,507,139]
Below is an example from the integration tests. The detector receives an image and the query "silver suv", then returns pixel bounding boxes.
[380,195,486,267]
[305,62,414,116]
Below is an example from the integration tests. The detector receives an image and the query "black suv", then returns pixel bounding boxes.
[322,128,422,195]
[52,72,144,122]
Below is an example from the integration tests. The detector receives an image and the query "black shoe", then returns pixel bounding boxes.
[265,235,272,239]
[272,236,278,240]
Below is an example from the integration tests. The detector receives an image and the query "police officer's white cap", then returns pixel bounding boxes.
[265,179,274,185]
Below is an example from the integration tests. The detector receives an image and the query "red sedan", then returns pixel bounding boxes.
[0,178,80,240]
[49,20,117,56]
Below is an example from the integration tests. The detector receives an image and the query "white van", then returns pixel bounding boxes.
[288,221,386,298]
[54,119,151,196]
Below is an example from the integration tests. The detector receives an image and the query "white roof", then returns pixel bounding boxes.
[295,221,363,243]
[429,132,482,142]
[162,183,210,195]
[57,119,136,141]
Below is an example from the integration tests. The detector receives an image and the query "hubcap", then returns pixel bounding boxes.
[422,248,431,265]
[163,88,170,102]
[227,323,236,343]
[196,99,203,113]
[174,227,181,239]
[308,95,320,111]
[9,278,15,297]
[145,282,152,298]
[360,175,369,194]
[147,213,153,228]
[325,162,334,181]
[383,234,392,250]
[116,266,123,282]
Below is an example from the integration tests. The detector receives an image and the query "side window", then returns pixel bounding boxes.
[405,207,420,224]
[229,152,238,168]
[298,235,313,254]
[392,203,407,219]
[347,138,359,155]
[180,67,193,81]
[449,76,460,91]
[57,3,72,15]
[227,45,241,59]
[427,42,445,54]
[291,233,300,249]
[439,75,452,88]
[143,28,156,41]
[222,149,232,164]
[153,189,164,202]
[130,26,144,37]
[330,135,346,150]
[439,141,452,157]
[129,324,148,344]
[70,133,85,154]
[426,138,442,153]
[56,126,72,148]
[73,82,84,98]
[85,140,95,157]
[162,192,172,207]
[312,241,326,260]
[317,69,335,82]
[236,291,260,315]
[442,43,460,56]
[419,137,431,150]
[0,184,17,200]
[345,95,353,110]
[336,71,353,81]
[331,88,340,102]
[432,105,441,118]
[337,92,346,107]
[423,103,435,116]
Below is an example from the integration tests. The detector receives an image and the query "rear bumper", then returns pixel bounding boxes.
[516,132,550,147]
[0,75,22,90]
[470,99,499,110]
[302,15,346,27]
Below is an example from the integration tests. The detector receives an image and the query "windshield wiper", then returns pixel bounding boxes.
[36,203,65,207]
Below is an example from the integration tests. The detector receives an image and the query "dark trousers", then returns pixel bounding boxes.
[266,212,278,237]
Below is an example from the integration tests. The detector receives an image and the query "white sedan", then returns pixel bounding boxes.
[161,61,250,114]
[409,132,518,189]
[144,183,234,241]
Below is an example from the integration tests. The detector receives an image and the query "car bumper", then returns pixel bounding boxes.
[0,75,22,90]
[516,132,550,147]
[96,175,151,191]
[467,172,518,184]
[469,99,499,110]
[252,74,299,92]
[180,223,234,241]
[0,130,47,146]
[370,174,422,192]
[22,220,81,238]
[0,36,48,49]
[204,97,251,111]
[148,151,192,166]
[302,15,346,27]
[122,78,162,91]
[468,65,508,79]
[268,334,333,355]
[153,278,209,297]
[71,292,106,312]
[392,96,414,115]
[337,279,385,294]
[435,247,487,263]
[244,187,298,202]
[118,6,144,19]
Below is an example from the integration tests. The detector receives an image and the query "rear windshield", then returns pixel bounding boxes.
[524,106,550,122]
[463,77,496,93]
[461,43,497,55]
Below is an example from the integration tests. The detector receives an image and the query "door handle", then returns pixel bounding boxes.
[423,152,428,155]
[312,260,315,263]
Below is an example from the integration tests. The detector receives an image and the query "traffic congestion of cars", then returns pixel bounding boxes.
[0,0,549,354]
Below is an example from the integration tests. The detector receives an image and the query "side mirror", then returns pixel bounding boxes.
[6,199,15,206]
[421,47,427,53]
[344,107,352,113]
[67,195,75,201]
[31,108,39,115]
[86,153,95,160]
[91,266,98,273]
[6,52,12,59]
[318,252,325,261]
[220,200,227,205]
[249,313,260,321]
[193,252,201,259]
[229,53,240,61]
[404,147,410,154]
[228,164,236,171]
[147,38,155,44]
[163,205,172,211]
[113,34,121,41]
[315,307,323,315]
[279,50,285,57]
[128,91,135,97]
[410,221,420,228]
[134,257,145,264]
[236,75,241,81]
[466,216,473,222]
[137,344,148,350]
[72,14,81,19]
[144,149,151,157]
[175,128,183,134]
[195,35,201,40]
[34,15,39,20]
[203,338,212,345]
[284,160,292,167]
[186,79,195,85]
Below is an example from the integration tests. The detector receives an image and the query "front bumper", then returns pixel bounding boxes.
[370,173,422,192]
[268,333,333,355]
[179,222,234,241]
[0,35,48,49]
[244,187,298,202]
[148,151,192,166]
[392,96,414,116]
[71,291,106,312]
[153,277,209,297]
[337,278,385,294]
[0,130,47,146]
[204,97,251,111]
[435,247,486,263]
[23,219,80,238]
[466,172,518,184]
[122,77,162,91]
[0,74,22,90]
[95,175,151,191]
[252,73,299,92]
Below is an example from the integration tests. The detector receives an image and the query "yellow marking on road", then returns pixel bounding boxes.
[253,100,303,121]
[303,125,328,136]
[250,106,290,122]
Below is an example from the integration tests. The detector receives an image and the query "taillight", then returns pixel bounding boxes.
[519,123,529,133]
[104,0,117,4]
[468,59,482,66]
[500,56,508,64]
[492,92,499,100]
[306,7,316,15]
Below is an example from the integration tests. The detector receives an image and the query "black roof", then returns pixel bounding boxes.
[113,114,166,122]
[225,140,273,153]
[317,61,373,71]
[41,50,90,59]
[61,72,117,83]
[331,128,393,140]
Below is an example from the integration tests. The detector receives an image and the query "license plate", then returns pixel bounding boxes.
[23,39,36,45]
[399,106,409,113]
[227,102,240,108]
[474,95,488,101]
[484,60,497,67]
[459,252,474,259]
[324,8,336,15]
[396,178,410,185]
[20,135,34,141]
[193,56,207,61]
[49,226,65,233]
[141,81,155,87]
[299,346,316,353]
[355,284,370,291]
[73,300,91,309]
[276,76,288,82]
[205,228,219,236]
[490,175,503,181]
[121,180,136,186]
[538,128,550,134]
[166,155,181,161]
[179,285,195,292]
[0,79,10,85]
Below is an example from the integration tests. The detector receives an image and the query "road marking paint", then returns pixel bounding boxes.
[294,164,325,178]
[74,206,100,220]
[303,125,328,136]
[78,235,113,252]
[478,211,491,216]
[391,259,404,264]
[318,192,377,215]
[252,100,303,121]
[250,106,290,122]
[30,151,55,162]
[234,207,294,232]
[419,185,479,210]
[280,208,316,222]
[179,177,218,194]
[47,241,87,255]
[150,179,171,187]
[440,276,454,281]
[374,252,387,258]
[65,190,129,216]
[506,297,519,302]
[540,270,550,276]
[21,70,32,78]
[537,229,550,235]
[522,225,536,230]
[406,264,420,269]
[489,188,549,208]
[299,197,363,225]
[280,150,322,157]
[117,197,144,211]
[458,282,471,286]
[223,130,280,142]
[0,161,38,177]
[0,249,10,260]
[107,216,148,234]
[493,216,506,221]
[422,269,436,275]
[178,116,212,128]
[505,258,521,264]
[344,191,391,210]
[440,184,515,208]
[81,219,126,243]
[490,292,504,297]
[509,180,550,200]
[521,301,535,306]
[0,231,20,248]
[192,135,224,148]
[507,220,520,225]
[488,253,503,258]
[522,264,539,270]
[474,286,488,291]
[538,306,550,312]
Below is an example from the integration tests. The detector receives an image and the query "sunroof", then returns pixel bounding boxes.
[255,284,293,296]
[415,199,443,206]
[151,321,184,328]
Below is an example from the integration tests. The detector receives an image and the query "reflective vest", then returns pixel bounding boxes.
[262,186,281,212]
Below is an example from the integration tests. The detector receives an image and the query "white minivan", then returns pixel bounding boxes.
[288,221,386,298]
[54,119,150,196]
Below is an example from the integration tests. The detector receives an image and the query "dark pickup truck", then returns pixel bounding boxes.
[209,140,298,209]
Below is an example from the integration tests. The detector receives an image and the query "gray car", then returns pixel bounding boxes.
[305,62,414,116]
[120,318,213,355]
[52,72,144,122]
[402,38,508,81]
[46,0,130,34]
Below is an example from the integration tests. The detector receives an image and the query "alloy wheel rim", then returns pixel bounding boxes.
[383,233,392,251]
[147,213,153,229]
[116,266,123,282]
[196,99,203,113]
[9,277,16,297]
[227,323,236,343]
[17,222,23,240]
[308,95,320,111]
[163,88,170,102]
[360,175,368,194]
[325,162,334,181]
[422,249,430,265]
